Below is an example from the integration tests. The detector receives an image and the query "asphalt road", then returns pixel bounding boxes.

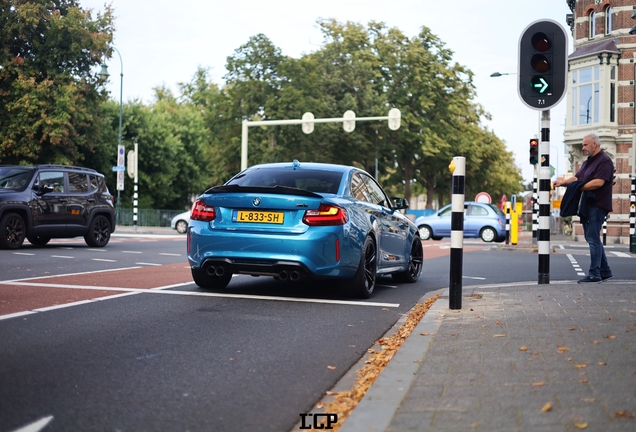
[0,234,633,432]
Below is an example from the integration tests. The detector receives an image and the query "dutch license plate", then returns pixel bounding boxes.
[236,210,284,224]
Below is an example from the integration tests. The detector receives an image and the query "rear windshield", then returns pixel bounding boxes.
[227,168,343,194]
[487,204,504,215]
[0,167,34,191]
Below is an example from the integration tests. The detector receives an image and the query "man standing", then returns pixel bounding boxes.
[554,134,614,283]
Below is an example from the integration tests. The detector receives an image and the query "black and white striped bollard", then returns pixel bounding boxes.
[449,156,465,310]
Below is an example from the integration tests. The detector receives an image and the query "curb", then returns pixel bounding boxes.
[338,288,447,432]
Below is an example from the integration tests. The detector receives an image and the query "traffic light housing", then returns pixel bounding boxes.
[529,138,539,165]
[518,20,568,110]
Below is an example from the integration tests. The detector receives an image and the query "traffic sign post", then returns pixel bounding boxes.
[518,19,568,285]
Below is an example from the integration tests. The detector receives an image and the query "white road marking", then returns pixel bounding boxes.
[0,278,400,321]
[1,266,142,283]
[92,258,117,262]
[122,251,142,254]
[10,415,53,432]
[462,276,486,280]
[86,248,106,252]
[567,254,587,276]
[611,251,632,258]
[13,252,35,256]
[50,255,74,259]
[135,262,162,266]
[159,253,181,256]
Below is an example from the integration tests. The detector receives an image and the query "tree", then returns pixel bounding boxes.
[0,0,114,164]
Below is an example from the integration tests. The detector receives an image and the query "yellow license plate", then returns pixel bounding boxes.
[236,210,284,224]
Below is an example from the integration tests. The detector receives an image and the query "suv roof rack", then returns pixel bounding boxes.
[36,164,99,173]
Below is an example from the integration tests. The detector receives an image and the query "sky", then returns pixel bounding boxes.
[81,0,573,187]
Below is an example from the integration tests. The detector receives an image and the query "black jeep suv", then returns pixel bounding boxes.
[0,165,116,249]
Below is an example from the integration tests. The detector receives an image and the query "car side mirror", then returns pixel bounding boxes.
[391,197,409,210]
[34,184,54,195]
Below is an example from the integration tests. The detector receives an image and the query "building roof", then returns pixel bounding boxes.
[569,39,621,60]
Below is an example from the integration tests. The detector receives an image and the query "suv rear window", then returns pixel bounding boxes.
[68,172,89,193]
[227,168,343,194]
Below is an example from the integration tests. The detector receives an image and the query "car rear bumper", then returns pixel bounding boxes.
[187,222,359,279]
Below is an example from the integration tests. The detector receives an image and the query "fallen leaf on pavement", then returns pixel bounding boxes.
[327,366,336,370]
[598,362,607,366]
[533,382,544,386]
[573,422,588,429]
[495,321,501,325]
[493,334,506,337]
[568,327,576,331]
[575,364,587,369]
[614,411,635,418]
[541,402,552,412]
[519,346,528,351]
[579,379,589,383]
[557,346,570,353]
[604,335,616,339]
[320,294,439,431]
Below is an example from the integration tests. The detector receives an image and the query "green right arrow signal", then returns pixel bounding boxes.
[530,76,550,94]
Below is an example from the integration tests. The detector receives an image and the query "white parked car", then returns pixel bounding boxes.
[170,211,190,234]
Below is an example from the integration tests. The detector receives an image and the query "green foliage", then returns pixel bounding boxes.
[1,6,523,211]
[0,0,113,164]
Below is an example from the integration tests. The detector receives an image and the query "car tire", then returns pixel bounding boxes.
[345,236,377,299]
[27,235,51,247]
[418,225,432,241]
[175,220,188,234]
[0,212,26,249]
[392,236,423,283]
[191,267,233,290]
[480,227,497,242]
[84,215,111,247]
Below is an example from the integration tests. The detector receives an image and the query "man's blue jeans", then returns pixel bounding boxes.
[582,206,612,279]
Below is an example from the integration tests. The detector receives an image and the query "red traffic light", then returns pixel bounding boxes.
[529,138,539,165]
[531,33,551,52]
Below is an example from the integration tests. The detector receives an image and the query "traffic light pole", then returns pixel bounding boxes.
[538,110,551,284]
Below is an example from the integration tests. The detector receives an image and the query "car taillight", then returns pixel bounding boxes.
[303,204,348,226]
[190,199,216,222]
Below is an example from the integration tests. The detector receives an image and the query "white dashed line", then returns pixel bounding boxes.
[50,255,74,259]
[122,251,142,254]
[135,262,162,266]
[92,258,117,262]
[159,253,181,256]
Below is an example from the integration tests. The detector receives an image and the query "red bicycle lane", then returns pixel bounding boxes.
[0,263,192,318]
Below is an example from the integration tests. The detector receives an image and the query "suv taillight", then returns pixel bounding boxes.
[191,199,216,222]
[303,204,348,226]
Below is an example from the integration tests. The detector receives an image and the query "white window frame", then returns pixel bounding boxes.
[589,11,596,39]
[604,6,612,36]
[571,66,600,126]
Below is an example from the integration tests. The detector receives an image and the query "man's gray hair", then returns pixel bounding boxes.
[585,133,601,146]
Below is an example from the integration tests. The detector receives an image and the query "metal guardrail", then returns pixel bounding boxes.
[117,209,186,227]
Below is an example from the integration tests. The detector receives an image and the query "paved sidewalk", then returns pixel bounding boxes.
[340,282,636,432]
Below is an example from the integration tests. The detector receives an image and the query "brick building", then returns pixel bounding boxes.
[564,0,635,244]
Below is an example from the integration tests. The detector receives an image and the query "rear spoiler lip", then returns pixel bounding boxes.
[203,184,323,198]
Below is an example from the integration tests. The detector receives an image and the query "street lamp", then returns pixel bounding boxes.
[489,72,516,77]
[98,47,123,225]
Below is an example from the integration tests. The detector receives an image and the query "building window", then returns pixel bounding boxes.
[588,11,596,39]
[604,6,612,35]
[571,66,600,126]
